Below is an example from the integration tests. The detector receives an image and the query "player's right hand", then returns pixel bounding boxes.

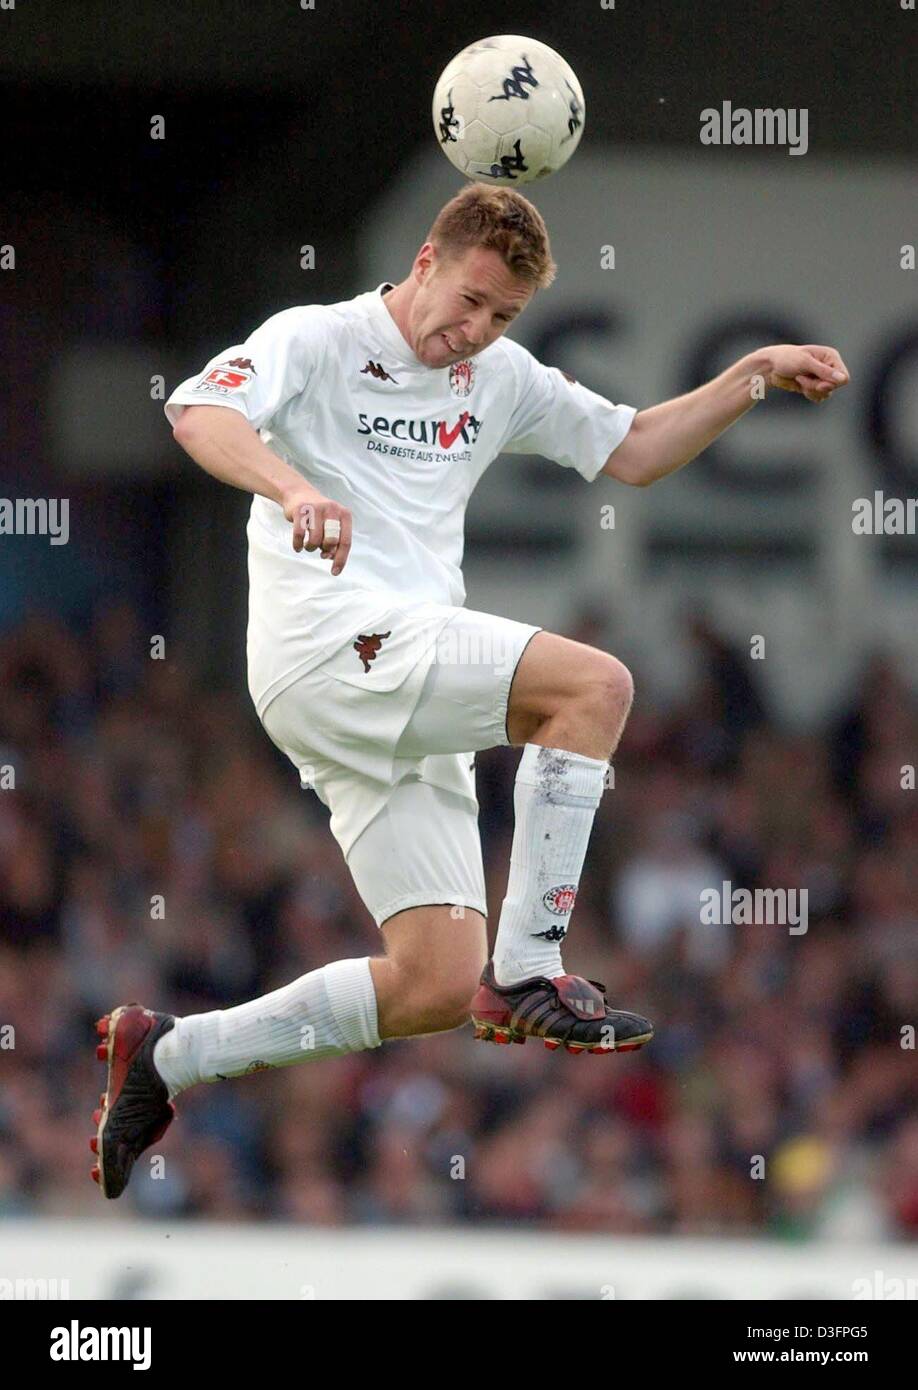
[762,344,850,404]
[282,489,352,575]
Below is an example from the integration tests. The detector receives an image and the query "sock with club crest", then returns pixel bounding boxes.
[492,743,607,986]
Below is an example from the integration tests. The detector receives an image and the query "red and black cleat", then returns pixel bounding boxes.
[470,961,653,1055]
[90,1004,176,1199]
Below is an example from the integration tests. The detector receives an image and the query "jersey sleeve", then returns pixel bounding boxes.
[498,340,637,482]
[164,305,329,433]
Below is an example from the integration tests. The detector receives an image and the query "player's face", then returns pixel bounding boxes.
[411,244,534,367]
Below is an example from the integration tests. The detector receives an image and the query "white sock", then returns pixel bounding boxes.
[152,957,380,1100]
[492,743,607,986]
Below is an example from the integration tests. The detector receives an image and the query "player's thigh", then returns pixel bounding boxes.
[506,630,633,744]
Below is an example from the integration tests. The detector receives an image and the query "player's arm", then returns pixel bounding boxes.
[603,343,850,488]
[172,405,351,572]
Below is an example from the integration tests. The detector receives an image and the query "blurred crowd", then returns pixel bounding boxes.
[1,600,916,1237]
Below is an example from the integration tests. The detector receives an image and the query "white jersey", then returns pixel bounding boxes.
[164,283,636,718]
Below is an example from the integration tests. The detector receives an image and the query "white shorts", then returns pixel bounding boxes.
[260,602,541,926]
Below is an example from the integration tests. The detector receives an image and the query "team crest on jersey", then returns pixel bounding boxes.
[542,884,578,915]
[449,358,475,397]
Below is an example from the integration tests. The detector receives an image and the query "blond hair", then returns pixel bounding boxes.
[426,183,557,291]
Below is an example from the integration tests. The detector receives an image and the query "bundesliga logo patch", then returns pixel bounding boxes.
[449,358,475,397]
[192,359,256,397]
[542,884,577,915]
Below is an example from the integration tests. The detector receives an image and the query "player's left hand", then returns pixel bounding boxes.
[763,344,850,403]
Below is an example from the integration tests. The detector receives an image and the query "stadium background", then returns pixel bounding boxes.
[1,2,915,1297]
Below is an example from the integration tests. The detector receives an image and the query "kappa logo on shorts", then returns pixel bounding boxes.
[541,884,578,915]
[225,356,257,375]
[361,360,400,384]
[354,630,392,672]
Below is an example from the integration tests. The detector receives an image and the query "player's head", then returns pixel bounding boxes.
[399,185,556,367]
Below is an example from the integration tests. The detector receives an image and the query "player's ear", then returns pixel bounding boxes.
[415,243,435,283]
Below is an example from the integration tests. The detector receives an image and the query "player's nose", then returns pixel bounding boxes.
[462,311,489,347]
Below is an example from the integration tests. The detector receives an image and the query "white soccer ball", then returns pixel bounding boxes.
[432,35,585,186]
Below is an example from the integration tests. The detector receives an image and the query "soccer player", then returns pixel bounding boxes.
[89,184,849,1197]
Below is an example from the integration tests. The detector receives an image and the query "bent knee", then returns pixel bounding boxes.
[579,653,634,718]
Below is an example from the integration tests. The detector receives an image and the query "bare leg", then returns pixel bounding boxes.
[507,630,634,758]
[371,903,488,1038]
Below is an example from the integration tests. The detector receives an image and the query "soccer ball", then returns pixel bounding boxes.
[432,35,585,186]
